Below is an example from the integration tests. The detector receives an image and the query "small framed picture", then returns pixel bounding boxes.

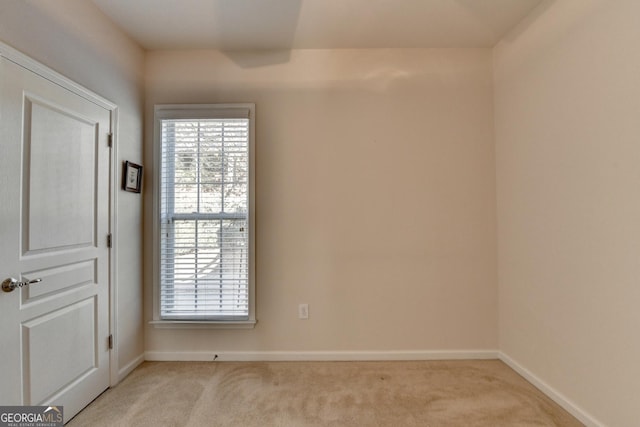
[122,161,143,193]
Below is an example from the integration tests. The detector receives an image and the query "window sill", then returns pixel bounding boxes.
[149,320,257,329]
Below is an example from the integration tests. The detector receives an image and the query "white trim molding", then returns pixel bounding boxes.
[152,103,256,325]
[498,352,604,427]
[118,354,145,383]
[145,350,499,362]
[0,43,117,111]
[149,320,256,329]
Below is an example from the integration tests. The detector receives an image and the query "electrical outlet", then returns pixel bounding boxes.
[298,303,309,319]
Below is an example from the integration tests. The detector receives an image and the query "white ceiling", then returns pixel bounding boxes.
[91,0,543,51]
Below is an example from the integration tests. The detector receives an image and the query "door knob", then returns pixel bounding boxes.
[2,278,42,293]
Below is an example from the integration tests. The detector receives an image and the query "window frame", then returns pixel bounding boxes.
[151,104,256,329]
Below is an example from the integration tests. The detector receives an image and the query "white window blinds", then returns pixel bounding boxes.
[158,106,253,321]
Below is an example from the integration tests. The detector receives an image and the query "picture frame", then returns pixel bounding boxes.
[122,161,143,193]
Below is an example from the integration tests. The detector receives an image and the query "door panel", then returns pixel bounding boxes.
[23,297,96,404]
[0,55,111,422]
[25,95,98,253]
[22,260,96,302]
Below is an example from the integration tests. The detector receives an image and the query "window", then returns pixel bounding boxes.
[154,104,255,325]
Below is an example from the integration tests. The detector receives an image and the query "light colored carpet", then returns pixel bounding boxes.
[68,360,583,426]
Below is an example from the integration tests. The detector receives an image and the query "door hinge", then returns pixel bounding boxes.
[107,233,112,248]
[108,334,113,350]
[107,133,113,147]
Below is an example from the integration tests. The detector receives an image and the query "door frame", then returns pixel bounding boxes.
[0,42,120,387]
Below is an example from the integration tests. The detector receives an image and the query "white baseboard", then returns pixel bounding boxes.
[117,353,145,383]
[498,352,603,427]
[144,349,498,362]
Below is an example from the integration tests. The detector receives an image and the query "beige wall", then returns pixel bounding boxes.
[0,0,146,378]
[494,1,640,425]
[144,49,498,355]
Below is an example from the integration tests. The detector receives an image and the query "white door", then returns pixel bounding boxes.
[0,56,111,422]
